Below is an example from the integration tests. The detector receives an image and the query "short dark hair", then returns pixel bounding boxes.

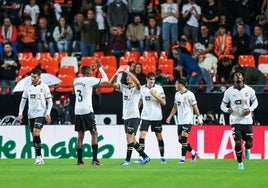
[81,66,91,76]
[146,72,155,78]
[176,77,187,86]
[31,68,42,76]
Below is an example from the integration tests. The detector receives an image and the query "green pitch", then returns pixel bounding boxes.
[0,159,267,188]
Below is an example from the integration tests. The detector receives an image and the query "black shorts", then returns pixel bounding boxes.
[124,118,140,135]
[231,124,253,141]
[28,117,46,133]
[177,124,192,136]
[75,113,96,132]
[140,120,162,133]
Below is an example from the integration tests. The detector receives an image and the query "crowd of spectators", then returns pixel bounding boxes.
[0,0,268,94]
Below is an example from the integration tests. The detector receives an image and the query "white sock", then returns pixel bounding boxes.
[191,150,195,155]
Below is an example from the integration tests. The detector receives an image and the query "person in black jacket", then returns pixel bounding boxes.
[35,17,56,56]
[0,42,20,94]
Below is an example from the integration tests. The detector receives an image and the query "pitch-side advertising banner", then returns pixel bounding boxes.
[0,125,267,159]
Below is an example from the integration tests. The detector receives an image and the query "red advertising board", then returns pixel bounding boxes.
[187,126,268,159]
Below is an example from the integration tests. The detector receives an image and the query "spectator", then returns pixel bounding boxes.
[110,25,127,63]
[193,24,218,83]
[128,0,146,21]
[94,0,109,53]
[144,17,161,55]
[231,64,267,94]
[256,15,268,36]
[79,9,99,57]
[17,16,36,54]
[232,23,250,63]
[201,0,219,36]
[214,24,232,60]
[80,0,94,16]
[39,1,57,27]
[161,0,179,52]
[172,42,202,93]
[134,62,147,85]
[35,17,56,56]
[0,42,20,94]
[155,69,171,85]
[53,16,73,54]
[49,0,62,21]
[250,24,268,67]
[106,0,129,34]
[0,17,18,55]
[126,14,145,55]
[23,0,40,26]
[217,56,235,91]
[232,17,251,37]
[1,0,22,26]
[72,11,84,53]
[203,110,219,125]
[181,0,201,44]
[218,14,232,35]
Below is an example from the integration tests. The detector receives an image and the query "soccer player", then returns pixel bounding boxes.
[138,72,167,164]
[18,68,53,165]
[220,70,258,170]
[166,78,202,164]
[73,60,108,166]
[109,65,150,166]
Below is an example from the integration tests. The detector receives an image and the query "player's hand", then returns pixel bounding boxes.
[166,116,172,124]
[197,115,203,125]
[96,59,102,68]
[228,108,233,114]
[243,108,250,116]
[18,115,23,124]
[150,89,157,97]
[124,65,130,73]
[117,65,127,74]
[46,115,51,124]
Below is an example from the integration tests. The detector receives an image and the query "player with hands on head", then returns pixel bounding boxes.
[109,65,150,166]
[220,70,258,170]
[73,59,108,166]
[18,68,53,165]
[166,77,202,164]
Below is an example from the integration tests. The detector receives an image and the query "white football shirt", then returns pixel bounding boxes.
[73,77,101,115]
[174,89,197,124]
[221,85,258,124]
[120,84,140,120]
[140,84,165,121]
[21,82,52,119]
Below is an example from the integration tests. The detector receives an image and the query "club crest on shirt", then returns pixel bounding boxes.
[245,92,248,98]
[40,88,44,93]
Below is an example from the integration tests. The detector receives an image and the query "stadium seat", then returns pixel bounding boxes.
[142,64,156,74]
[158,59,174,81]
[258,63,268,91]
[80,56,98,67]
[55,74,75,93]
[139,56,157,67]
[35,52,52,61]
[18,52,33,62]
[100,56,117,68]
[94,51,104,59]
[143,51,158,62]
[40,58,59,75]
[238,55,255,67]
[58,66,76,77]
[60,56,79,73]
[95,65,116,93]
[53,52,68,65]
[124,51,140,62]
[258,54,268,65]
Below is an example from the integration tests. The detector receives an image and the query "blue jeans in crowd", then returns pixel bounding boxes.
[126,40,144,55]
[200,67,212,93]
[162,22,178,52]
[1,80,16,94]
[80,42,96,57]
[188,71,203,93]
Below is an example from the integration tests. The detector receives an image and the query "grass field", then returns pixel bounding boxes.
[0,159,267,188]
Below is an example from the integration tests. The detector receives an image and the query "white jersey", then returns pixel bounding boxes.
[140,84,165,121]
[73,76,101,115]
[174,89,197,124]
[21,82,52,119]
[182,3,201,28]
[221,85,258,125]
[120,84,140,120]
